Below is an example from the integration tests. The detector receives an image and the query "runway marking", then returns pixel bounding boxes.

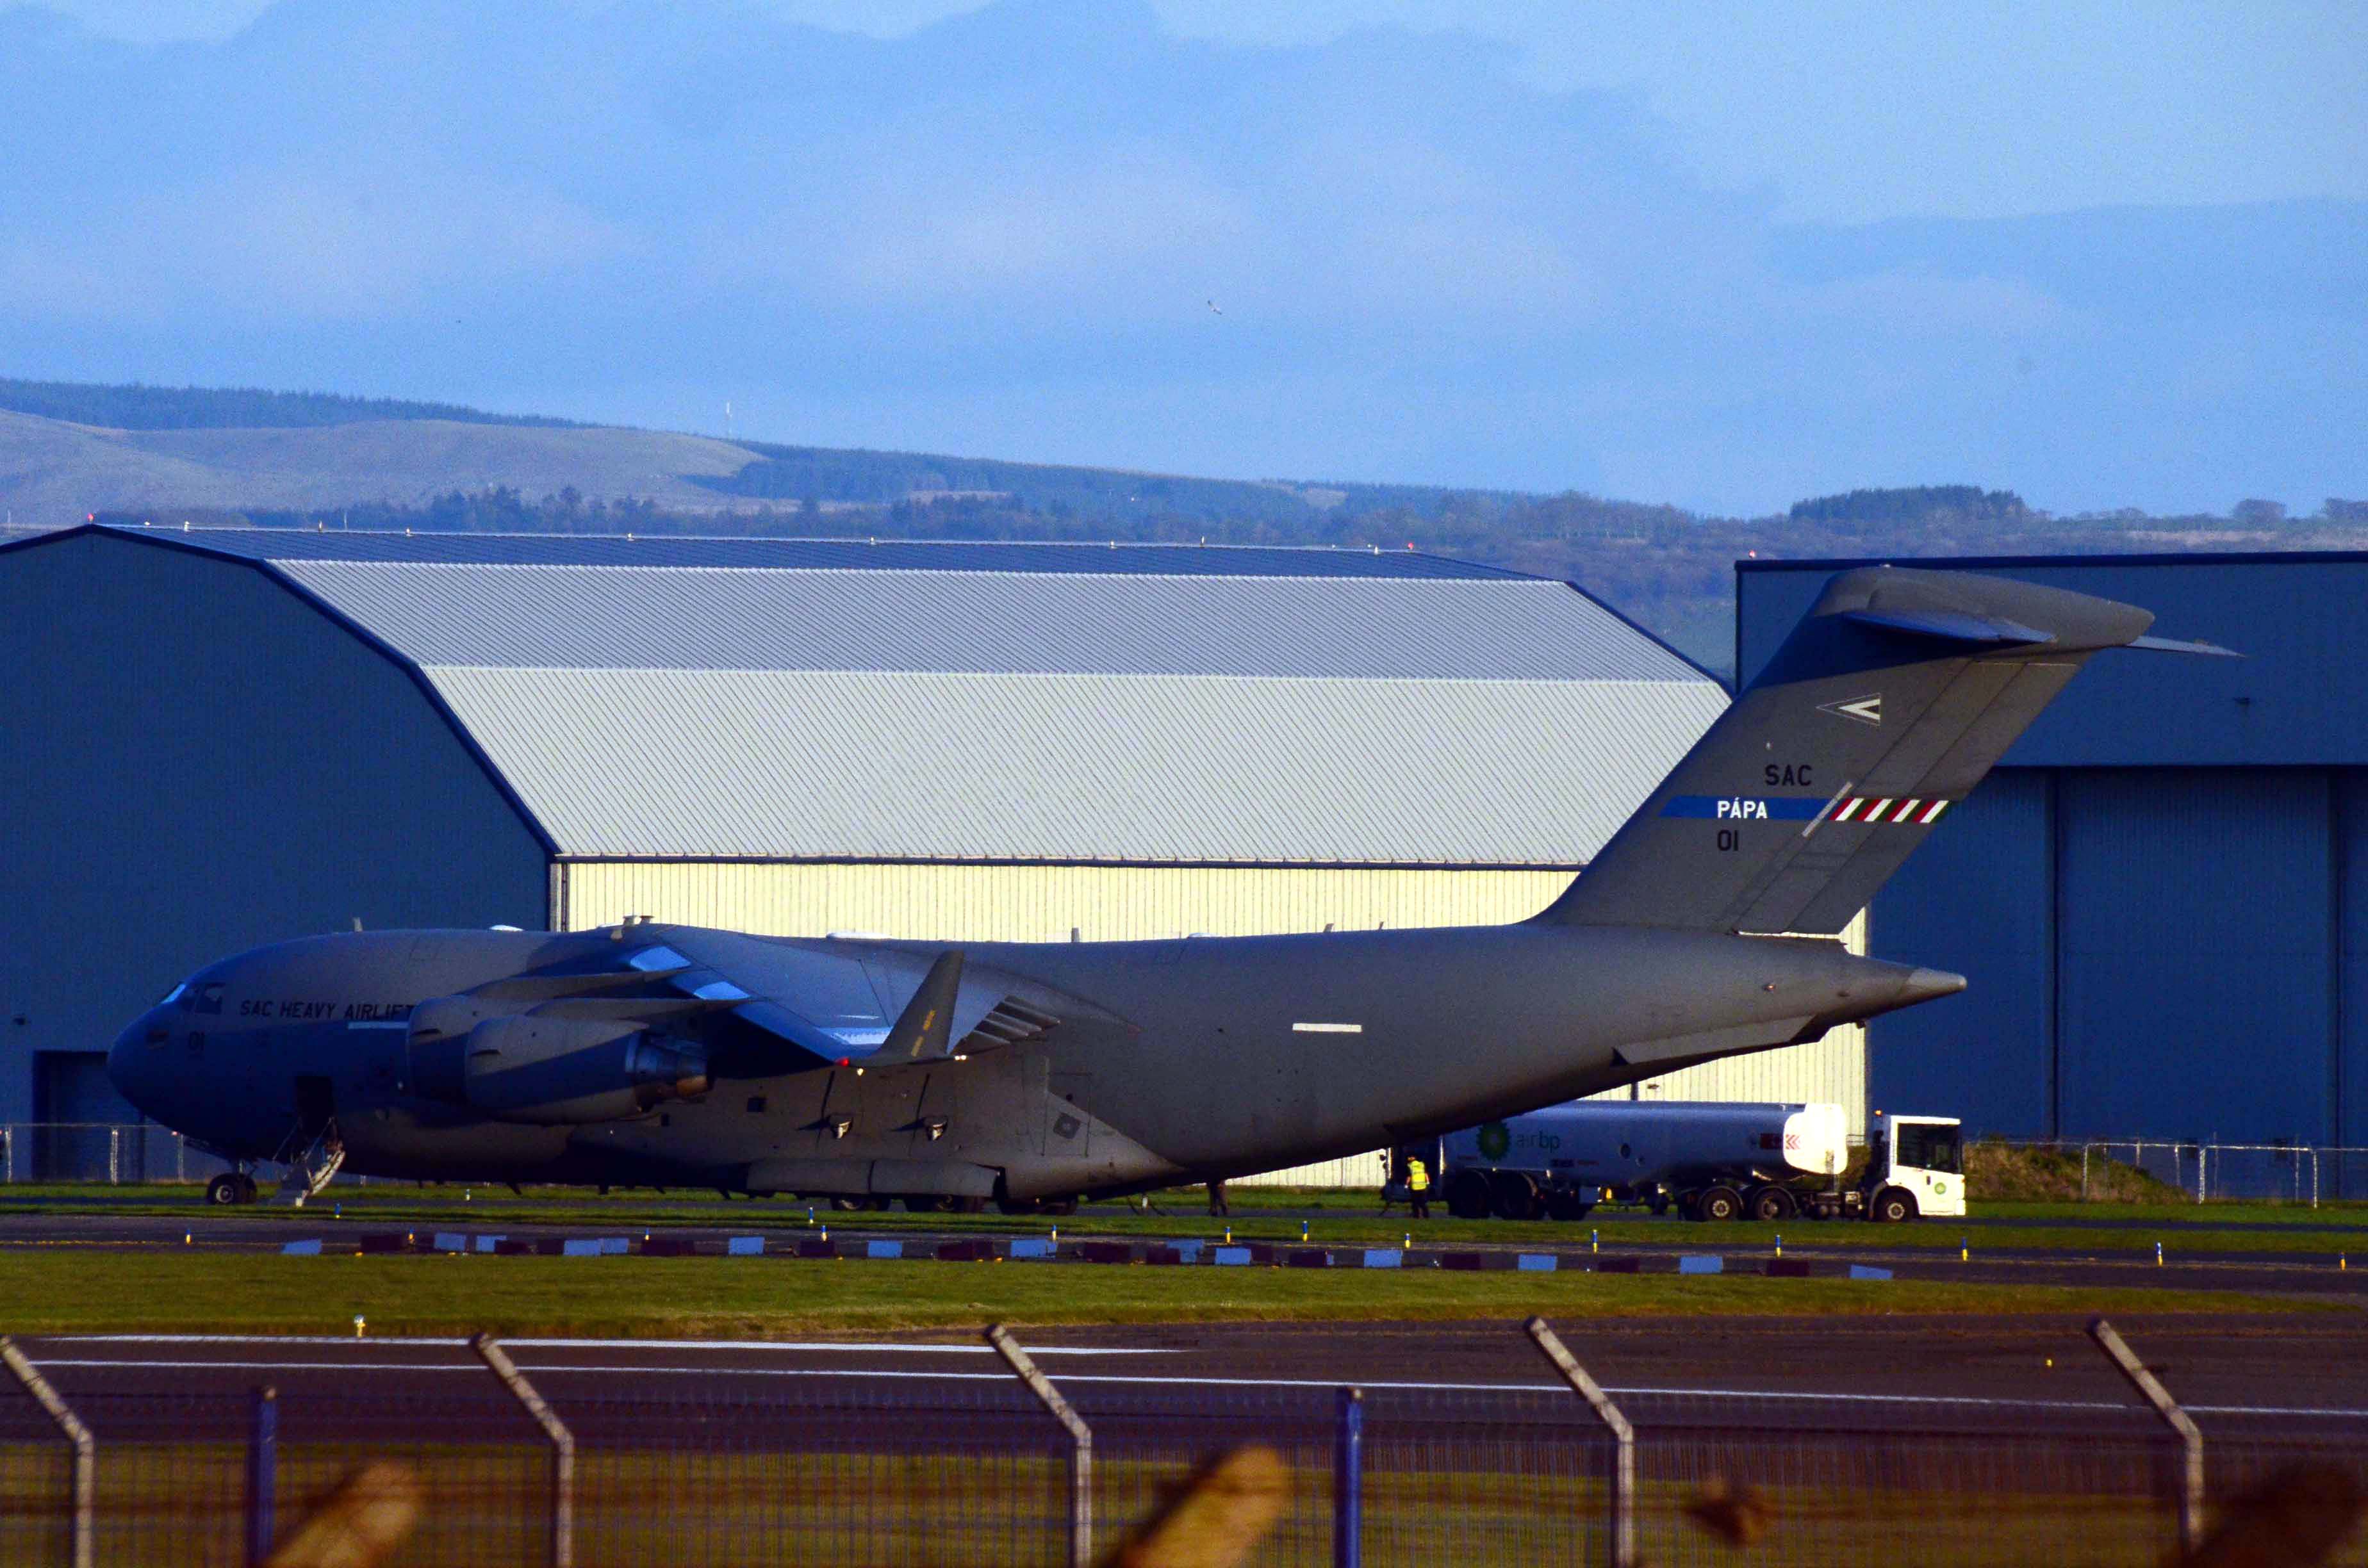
[41,1335,1168,1355]
[24,1355,2367,1419]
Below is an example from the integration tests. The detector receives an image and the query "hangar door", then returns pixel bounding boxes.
[31,1050,142,1180]
[2055,769,2332,1144]
[1865,770,2054,1136]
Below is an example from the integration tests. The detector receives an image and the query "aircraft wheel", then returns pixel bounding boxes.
[206,1173,249,1207]
[1870,1186,1918,1224]
[1695,1185,1743,1223]
[1747,1185,1797,1223]
[1445,1171,1492,1220]
[1546,1190,1595,1221]
[830,1196,865,1211]
[1489,1170,1543,1221]
[902,1195,954,1213]
[950,1196,988,1215]
[1040,1197,1078,1216]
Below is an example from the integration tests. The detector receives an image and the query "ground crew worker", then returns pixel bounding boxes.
[1406,1156,1431,1219]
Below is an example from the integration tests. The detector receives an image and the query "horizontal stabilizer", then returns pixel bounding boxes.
[1537,566,2173,934]
[1841,607,2053,646]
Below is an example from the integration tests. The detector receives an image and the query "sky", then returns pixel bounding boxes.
[3,0,2363,514]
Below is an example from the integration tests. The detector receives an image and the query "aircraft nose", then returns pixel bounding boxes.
[106,1009,168,1115]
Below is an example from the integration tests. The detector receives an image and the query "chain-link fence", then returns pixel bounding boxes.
[1,1324,2362,1567]
[0,1123,226,1184]
[1997,1138,2368,1204]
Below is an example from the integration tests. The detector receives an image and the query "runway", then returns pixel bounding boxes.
[15,1315,2368,1430]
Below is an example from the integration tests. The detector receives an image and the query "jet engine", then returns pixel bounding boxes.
[408,1010,709,1125]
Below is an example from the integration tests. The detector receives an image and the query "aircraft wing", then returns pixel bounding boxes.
[613,929,1058,1069]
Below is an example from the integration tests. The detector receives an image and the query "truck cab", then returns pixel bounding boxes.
[1863,1113,1965,1221]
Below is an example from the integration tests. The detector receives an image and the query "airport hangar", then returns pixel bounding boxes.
[1743,553,2368,1166]
[1,523,1872,1180]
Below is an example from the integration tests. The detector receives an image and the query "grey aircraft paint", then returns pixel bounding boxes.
[106,568,2226,1206]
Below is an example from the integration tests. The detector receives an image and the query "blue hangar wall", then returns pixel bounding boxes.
[1741,555,2368,1150]
[0,530,551,1131]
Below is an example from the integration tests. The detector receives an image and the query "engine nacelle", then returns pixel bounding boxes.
[411,1011,709,1125]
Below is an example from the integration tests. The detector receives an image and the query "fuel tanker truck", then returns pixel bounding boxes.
[1427,1101,1963,1223]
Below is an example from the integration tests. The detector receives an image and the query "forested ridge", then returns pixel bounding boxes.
[25,377,2365,674]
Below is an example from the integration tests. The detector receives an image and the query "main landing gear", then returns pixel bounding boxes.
[206,1170,259,1206]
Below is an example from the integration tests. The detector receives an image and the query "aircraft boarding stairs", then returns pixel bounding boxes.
[269,1122,347,1207]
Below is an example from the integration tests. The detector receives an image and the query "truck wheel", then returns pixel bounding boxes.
[1696,1185,1743,1223]
[1870,1187,1918,1223]
[1447,1171,1493,1220]
[1748,1185,1797,1223]
[1490,1170,1544,1221]
[1546,1190,1595,1221]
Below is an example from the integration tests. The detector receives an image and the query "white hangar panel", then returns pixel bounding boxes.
[277,563,1705,682]
[556,862,1575,941]
[432,667,1724,863]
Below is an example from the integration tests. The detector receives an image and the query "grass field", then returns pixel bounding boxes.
[0,1249,2333,1337]
[7,1182,2364,1257]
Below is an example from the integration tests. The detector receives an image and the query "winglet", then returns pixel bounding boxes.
[884,950,967,1060]
[2128,633,2242,658]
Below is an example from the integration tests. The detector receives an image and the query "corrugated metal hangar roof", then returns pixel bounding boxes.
[93,526,1729,865]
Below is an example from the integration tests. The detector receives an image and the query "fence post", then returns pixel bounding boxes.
[1,1337,94,1568]
[108,1127,119,1185]
[1333,1387,1363,1568]
[246,1385,277,1567]
[987,1323,1092,1568]
[473,1333,573,1568]
[1527,1317,1636,1568]
[2080,1143,2090,1200]
[2088,1318,2202,1553]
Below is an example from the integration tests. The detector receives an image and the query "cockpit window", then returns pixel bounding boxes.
[178,982,225,1015]
[159,983,187,1007]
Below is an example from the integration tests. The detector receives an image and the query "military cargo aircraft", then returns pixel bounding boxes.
[108,567,2224,1208]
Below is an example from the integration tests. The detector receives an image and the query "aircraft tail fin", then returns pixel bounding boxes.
[1535,566,2232,935]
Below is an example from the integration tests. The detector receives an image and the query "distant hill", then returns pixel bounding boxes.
[0,377,579,432]
[12,376,2368,676]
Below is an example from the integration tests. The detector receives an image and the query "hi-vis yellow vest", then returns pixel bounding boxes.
[1406,1160,1430,1191]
